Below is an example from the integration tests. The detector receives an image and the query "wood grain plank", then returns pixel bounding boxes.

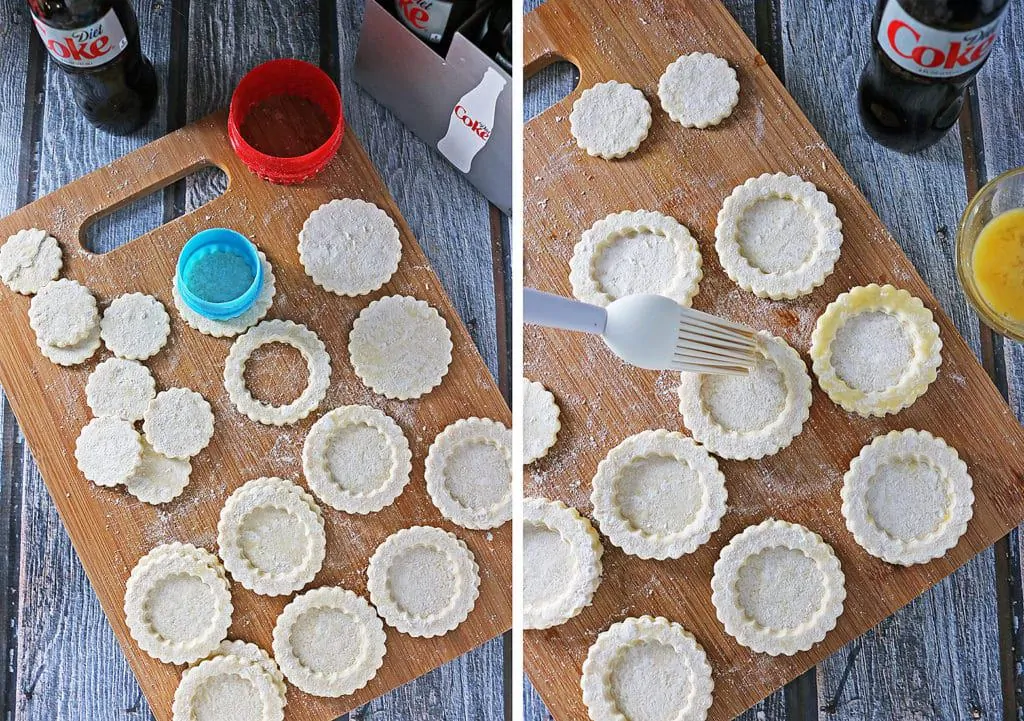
[777,1,1003,719]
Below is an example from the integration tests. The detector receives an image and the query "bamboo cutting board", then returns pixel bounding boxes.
[523,1,1024,719]
[0,110,510,720]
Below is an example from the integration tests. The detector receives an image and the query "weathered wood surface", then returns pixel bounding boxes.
[0,0,508,719]
[523,0,1024,719]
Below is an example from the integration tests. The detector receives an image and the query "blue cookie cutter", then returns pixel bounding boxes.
[176,228,264,320]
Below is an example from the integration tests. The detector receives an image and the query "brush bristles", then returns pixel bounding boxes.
[674,308,759,374]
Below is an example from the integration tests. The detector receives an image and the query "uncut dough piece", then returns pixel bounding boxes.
[173,250,276,338]
[100,292,170,360]
[203,640,287,700]
[172,654,285,721]
[29,278,98,347]
[570,80,652,159]
[811,284,942,417]
[842,429,973,566]
[75,417,143,487]
[349,295,452,400]
[658,52,740,128]
[0,228,61,295]
[711,519,846,656]
[523,379,560,464]
[367,526,480,638]
[591,429,727,560]
[217,477,327,596]
[425,417,511,530]
[302,404,412,514]
[224,319,331,426]
[125,439,191,504]
[716,173,843,299]
[569,210,703,308]
[298,198,402,296]
[86,357,156,421]
[581,616,714,721]
[272,586,386,698]
[523,498,603,630]
[125,543,233,664]
[678,332,812,460]
[38,323,101,366]
[143,387,215,458]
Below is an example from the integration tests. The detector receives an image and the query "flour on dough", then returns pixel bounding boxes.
[125,439,191,505]
[523,379,560,464]
[100,292,170,360]
[0,228,61,295]
[75,416,143,487]
[658,53,740,128]
[172,653,285,721]
[142,387,215,459]
[569,80,652,159]
[29,278,98,347]
[86,357,156,421]
[38,322,101,366]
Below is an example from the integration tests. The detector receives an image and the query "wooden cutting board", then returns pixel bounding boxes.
[523,1,1024,719]
[0,110,511,720]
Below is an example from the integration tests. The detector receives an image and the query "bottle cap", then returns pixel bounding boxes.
[176,228,264,320]
[227,58,344,185]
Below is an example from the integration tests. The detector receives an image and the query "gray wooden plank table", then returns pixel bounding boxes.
[0,1,510,719]
[524,1,1024,719]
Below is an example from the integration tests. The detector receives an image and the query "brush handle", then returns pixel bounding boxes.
[524,288,607,334]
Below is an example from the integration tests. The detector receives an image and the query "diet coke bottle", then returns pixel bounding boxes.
[858,0,1010,153]
[27,0,158,136]
[393,0,478,53]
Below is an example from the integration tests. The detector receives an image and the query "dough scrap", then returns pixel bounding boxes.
[349,295,452,400]
[224,319,331,426]
[217,477,326,596]
[38,322,101,366]
[29,278,98,347]
[570,80,651,159]
[203,640,287,701]
[523,379,560,464]
[143,387,215,459]
[658,52,740,128]
[100,292,170,361]
[591,429,727,559]
[711,519,846,656]
[367,526,480,638]
[173,250,276,338]
[86,357,156,421]
[581,616,714,721]
[75,417,143,487]
[425,417,511,530]
[678,332,812,460]
[272,586,386,698]
[716,173,843,299]
[302,405,412,514]
[810,284,942,417]
[0,228,61,295]
[842,429,973,566]
[523,498,603,630]
[125,543,232,664]
[569,210,703,308]
[125,439,192,505]
[298,198,402,297]
[172,654,285,721]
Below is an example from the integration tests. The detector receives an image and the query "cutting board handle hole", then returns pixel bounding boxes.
[81,165,229,254]
[525,60,580,121]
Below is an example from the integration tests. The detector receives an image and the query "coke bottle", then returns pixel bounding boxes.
[27,0,158,136]
[393,0,478,54]
[858,0,1010,153]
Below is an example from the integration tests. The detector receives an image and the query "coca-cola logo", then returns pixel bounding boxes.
[39,21,114,62]
[397,0,432,30]
[886,18,997,71]
[454,105,490,140]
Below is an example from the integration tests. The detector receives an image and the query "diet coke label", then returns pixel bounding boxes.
[878,1,1008,79]
[32,7,129,69]
[437,67,507,173]
[396,0,453,43]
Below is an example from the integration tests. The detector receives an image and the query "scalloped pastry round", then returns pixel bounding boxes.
[678,332,811,460]
[86,357,156,421]
[125,543,232,664]
[125,439,191,505]
[0,228,61,295]
[203,640,287,701]
[810,284,942,417]
[272,586,386,698]
[38,322,100,366]
[842,429,973,566]
[523,498,603,630]
[716,173,843,299]
[29,278,98,347]
[302,404,412,514]
[711,519,846,656]
[75,416,143,487]
[173,250,276,338]
[658,52,739,128]
[523,379,560,464]
[349,295,453,400]
[569,210,702,308]
[100,293,170,360]
[172,654,285,721]
[143,387,215,459]
[591,429,727,560]
[217,477,326,596]
[367,525,480,638]
[581,615,714,721]
[425,417,511,530]
[570,80,651,159]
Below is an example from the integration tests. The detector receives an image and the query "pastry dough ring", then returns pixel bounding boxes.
[842,429,973,566]
[523,379,560,464]
[172,654,285,721]
[810,284,942,417]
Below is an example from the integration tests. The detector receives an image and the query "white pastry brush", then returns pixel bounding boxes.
[524,288,758,374]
